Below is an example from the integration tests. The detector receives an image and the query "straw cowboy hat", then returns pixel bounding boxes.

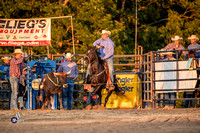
[100,30,111,36]
[165,51,175,55]
[171,35,183,41]
[188,35,199,40]
[158,49,175,55]
[1,56,11,60]
[156,49,166,56]
[65,52,73,59]
[13,49,23,54]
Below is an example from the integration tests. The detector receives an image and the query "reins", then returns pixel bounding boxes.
[85,50,107,79]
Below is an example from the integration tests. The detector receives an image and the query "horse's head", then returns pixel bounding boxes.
[85,46,99,64]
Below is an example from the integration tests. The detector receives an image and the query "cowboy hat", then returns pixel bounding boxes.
[65,52,73,59]
[100,30,111,36]
[156,49,166,55]
[188,35,199,40]
[1,56,11,60]
[164,51,175,55]
[158,49,175,55]
[13,49,23,54]
[171,35,183,41]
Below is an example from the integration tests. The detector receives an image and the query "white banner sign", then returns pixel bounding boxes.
[155,61,197,93]
[0,18,51,46]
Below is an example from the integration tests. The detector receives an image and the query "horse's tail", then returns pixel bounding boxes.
[113,77,124,96]
[114,84,124,96]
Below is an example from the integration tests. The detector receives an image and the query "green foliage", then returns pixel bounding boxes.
[0,0,200,54]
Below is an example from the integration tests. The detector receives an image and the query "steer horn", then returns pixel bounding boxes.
[66,69,72,75]
[54,69,72,76]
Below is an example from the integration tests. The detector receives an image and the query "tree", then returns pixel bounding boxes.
[0,0,200,54]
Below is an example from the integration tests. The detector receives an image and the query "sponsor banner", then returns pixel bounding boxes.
[101,74,142,109]
[0,40,51,46]
[0,18,51,46]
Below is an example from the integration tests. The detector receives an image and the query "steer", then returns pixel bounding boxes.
[39,70,71,109]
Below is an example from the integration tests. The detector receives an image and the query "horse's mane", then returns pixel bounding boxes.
[87,46,104,66]
[95,49,104,65]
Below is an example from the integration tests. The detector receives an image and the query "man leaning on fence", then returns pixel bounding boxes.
[9,49,25,111]
[187,35,200,58]
[164,35,186,59]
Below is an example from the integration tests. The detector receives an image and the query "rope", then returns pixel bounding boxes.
[50,45,58,54]
[47,73,60,87]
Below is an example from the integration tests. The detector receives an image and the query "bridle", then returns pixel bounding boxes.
[85,49,107,79]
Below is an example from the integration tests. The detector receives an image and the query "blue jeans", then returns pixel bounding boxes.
[10,76,19,109]
[160,93,175,107]
[105,58,114,83]
[184,92,195,108]
[170,93,175,107]
[62,79,74,110]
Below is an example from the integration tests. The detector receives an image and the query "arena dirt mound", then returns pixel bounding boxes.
[84,105,107,110]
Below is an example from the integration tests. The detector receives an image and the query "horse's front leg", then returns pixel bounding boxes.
[104,90,113,107]
[91,85,103,96]
[97,93,101,106]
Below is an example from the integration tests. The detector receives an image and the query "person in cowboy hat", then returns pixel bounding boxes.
[57,52,79,110]
[164,51,176,60]
[187,35,200,58]
[164,35,186,59]
[9,49,25,110]
[92,29,115,85]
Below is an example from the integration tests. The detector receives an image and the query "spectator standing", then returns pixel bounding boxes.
[187,35,200,58]
[18,53,29,110]
[164,35,186,59]
[163,51,176,109]
[0,56,11,109]
[9,49,24,110]
[0,56,11,80]
[57,52,79,110]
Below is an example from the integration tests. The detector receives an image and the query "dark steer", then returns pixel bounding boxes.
[39,70,71,109]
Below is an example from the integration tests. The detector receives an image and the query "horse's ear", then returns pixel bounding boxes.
[92,46,96,50]
[87,46,93,50]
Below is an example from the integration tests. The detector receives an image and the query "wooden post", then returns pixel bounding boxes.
[135,0,137,55]
[47,45,49,59]
[71,16,75,55]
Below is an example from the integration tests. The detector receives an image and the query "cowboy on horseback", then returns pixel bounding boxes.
[86,30,115,90]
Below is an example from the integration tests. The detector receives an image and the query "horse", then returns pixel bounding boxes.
[84,46,123,109]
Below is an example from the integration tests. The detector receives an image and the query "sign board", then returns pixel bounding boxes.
[0,18,51,46]
[155,61,197,93]
[101,74,142,109]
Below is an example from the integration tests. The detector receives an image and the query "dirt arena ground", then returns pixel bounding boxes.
[0,108,200,133]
